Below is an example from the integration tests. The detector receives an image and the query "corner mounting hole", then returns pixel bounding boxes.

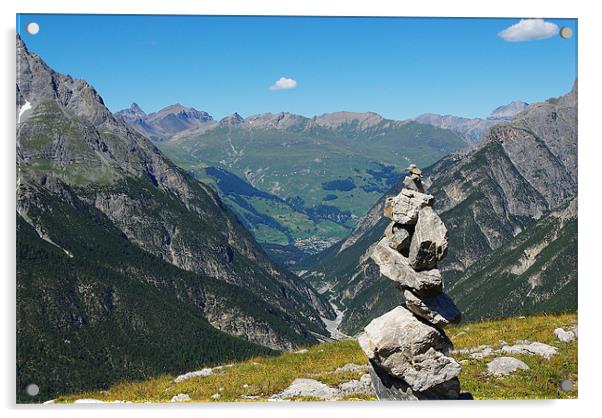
[26,383,40,396]
[559,27,573,39]
[26,22,40,35]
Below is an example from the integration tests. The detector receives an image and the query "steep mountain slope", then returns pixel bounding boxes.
[415,100,528,146]
[155,111,466,259]
[16,35,334,399]
[115,102,214,141]
[449,197,577,321]
[302,83,577,335]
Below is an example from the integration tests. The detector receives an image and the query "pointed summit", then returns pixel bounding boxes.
[130,102,145,115]
[17,34,111,126]
[115,102,214,140]
[219,112,245,126]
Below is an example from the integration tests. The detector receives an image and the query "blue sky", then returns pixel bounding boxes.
[17,14,577,120]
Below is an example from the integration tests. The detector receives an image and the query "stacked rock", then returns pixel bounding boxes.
[358,164,463,400]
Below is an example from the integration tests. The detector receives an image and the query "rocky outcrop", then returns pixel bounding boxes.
[358,168,463,400]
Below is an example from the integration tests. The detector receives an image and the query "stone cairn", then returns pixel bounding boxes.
[358,164,464,400]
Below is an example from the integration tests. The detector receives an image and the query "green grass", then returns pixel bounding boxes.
[57,339,368,403]
[450,312,577,400]
[55,312,577,402]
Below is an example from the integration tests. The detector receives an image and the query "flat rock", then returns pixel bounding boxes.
[337,373,374,397]
[174,367,213,383]
[404,289,460,327]
[371,239,442,295]
[271,378,340,401]
[358,306,460,392]
[403,176,425,193]
[501,342,558,359]
[384,222,411,252]
[384,189,434,225]
[554,327,576,343]
[487,357,529,377]
[170,393,191,402]
[408,206,448,270]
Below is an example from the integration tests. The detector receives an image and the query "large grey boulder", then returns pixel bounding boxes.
[368,360,461,400]
[358,306,460,392]
[404,289,460,327]
[486,357,529,377]
[384,189,434,225]
[408,206,448,270]
[371,239,442,295]
[384,222,411,252]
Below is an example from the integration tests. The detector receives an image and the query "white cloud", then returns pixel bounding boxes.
[269,77,298,90]
[498,19,559,42]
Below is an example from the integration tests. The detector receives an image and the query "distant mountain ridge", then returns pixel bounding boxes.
[115,102,214,141]
[415,101,528,146]
[116,95,528,147]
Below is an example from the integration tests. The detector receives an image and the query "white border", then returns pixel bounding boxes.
[2,1,600,418]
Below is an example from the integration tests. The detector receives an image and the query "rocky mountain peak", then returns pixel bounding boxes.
[17,34,112,126]
[219,112,245,126]
[114,102,214,140]
[487,101,529,120]
[130,102,145,114]
[114,102,147,123]
[146,103,213,122]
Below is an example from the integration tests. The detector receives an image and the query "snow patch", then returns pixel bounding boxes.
[18,100,32,123]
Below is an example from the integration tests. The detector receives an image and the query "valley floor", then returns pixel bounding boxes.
[52,312,577,403]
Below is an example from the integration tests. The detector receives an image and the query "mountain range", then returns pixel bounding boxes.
[117,105,469,262]
[415,101,529,146]
[115,99,529,264]
[114,102,214,141]
[16,35,334,401]
[300,82,577,335]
